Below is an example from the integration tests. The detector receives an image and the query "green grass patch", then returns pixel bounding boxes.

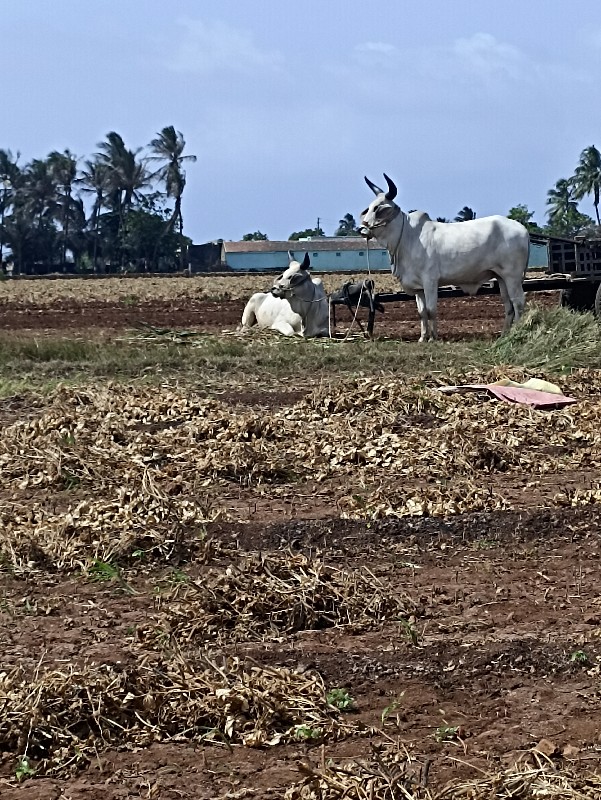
[0,331,484,394]
[0,307,598,397]
[488,307,601,372]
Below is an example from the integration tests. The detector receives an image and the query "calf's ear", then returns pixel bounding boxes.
[301,253,310,270]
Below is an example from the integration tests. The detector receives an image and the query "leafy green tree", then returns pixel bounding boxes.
[572,145,601,225]
[335,213,360,236]
[436,216,450,223]
[288,227,325,241]
[454,206,476,221]
[119,208,191,271]
[242,231,268,240]
[507,204,543,233]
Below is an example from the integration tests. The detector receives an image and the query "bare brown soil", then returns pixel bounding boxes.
[2,509,601,798]
[0,286,560,340]
[1,280,599,799]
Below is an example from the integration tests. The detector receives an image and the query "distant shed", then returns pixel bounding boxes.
[191,233,549,273]
[220,238,391,272]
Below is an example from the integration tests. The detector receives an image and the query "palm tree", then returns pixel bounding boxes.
[48,149,77,269]
[454,206,476,222]
[23,159,58,226]
[96,132,151,267]
[149,126,196,268]
[25,159,62,270]
[546,178,593,237]
[0,149,20,267]
[572,145,601,225]
[2,159,59,274]
[546,179,578,228]
[78,158,112,271]
[96,132,150,215]
[335,212,360,236]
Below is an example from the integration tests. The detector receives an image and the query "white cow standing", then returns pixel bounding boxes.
[360,174,529,341]
[240,252,330,337]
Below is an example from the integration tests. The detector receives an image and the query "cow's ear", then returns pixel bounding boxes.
[301,253,310,270]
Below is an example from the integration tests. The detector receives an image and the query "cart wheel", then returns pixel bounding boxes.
[560,283,597,312]
[595,282,601,318]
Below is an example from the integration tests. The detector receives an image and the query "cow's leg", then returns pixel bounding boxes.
[241,297,258,329]
[415,292,429,342]
[271,319,300,337]
[502,273,526,328]
[497,277,515,333]
[422,281,439,341]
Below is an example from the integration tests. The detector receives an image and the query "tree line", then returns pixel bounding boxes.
[3,137,600,273]
[0,127,196,275]
[244,145,601,242]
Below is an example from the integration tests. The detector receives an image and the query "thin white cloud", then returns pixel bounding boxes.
[337,30,588,105]
[453,32,524,79]
[356,41,397,55]
[353,40,400,68]
[168,18,283,76]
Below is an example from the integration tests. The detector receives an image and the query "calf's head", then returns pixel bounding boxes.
[271,252,311,298]
[360,173,401,239]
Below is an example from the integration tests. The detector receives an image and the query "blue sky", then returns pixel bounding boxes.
[3,1,600,241]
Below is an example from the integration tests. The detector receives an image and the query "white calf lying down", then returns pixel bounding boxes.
[241,253,330,337]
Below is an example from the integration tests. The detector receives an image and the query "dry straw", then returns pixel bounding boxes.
[285,746,601,799]
[0,654,361,777]
[151,551,417,644]
[2,371,601,575]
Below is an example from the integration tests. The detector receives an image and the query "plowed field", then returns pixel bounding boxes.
[1,276,600,800]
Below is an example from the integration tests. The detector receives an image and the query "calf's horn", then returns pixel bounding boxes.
[364,176,384,196]
[383,173,397,201]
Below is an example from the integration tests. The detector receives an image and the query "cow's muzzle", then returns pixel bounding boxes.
[359,227,373,239]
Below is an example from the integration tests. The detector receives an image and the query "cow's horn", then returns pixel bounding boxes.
[364,176,384,196]
[383,173,397,201]
[301,253,310,270]
[288,250,295,261]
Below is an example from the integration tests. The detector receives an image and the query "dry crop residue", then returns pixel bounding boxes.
[2,371,601,798]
